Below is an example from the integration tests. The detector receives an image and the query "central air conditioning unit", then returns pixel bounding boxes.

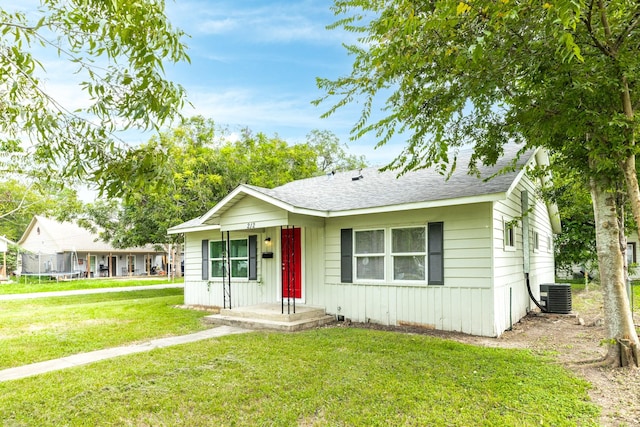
[540,283,572,314]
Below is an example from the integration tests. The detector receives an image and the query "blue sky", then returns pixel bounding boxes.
[161,0,402,165]
[14,0,404,166]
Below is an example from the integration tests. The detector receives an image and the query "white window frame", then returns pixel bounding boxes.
[533,231,540,252]
[503,218,516,251]
[391,226,426,282]
[627,242,636,267]
[352,226,429,283]
[210,238,249,280]
[353,229,386,282]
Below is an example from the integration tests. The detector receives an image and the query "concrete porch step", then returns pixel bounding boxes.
[204,314,335,332]
[204,303,335,332]
[220,303,327,322]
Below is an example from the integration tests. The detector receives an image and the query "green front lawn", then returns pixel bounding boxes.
[0,328,599,426]
[0,276,183,294]
[0,286,602,426]
[0,288,206,369]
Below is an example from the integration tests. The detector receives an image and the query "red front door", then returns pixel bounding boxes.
[281,228,301,299]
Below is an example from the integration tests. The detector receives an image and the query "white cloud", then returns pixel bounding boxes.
[185,87,325,129]
[198,17,238,34]
[168,1,352,45]
[182,85,402,165]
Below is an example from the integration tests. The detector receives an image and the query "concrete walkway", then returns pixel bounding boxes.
[0,325,250,382]
[0,284,251,382]
[0,283,184,301]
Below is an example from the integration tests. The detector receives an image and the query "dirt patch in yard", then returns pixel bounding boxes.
[346,287,640,427]
[490,310,640,427]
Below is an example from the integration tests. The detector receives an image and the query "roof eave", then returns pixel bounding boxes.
[0,235,16,245]
[17,216,39,245]
[200,185,327,222]
[505,147,540,199]
[168,224,221,235]
[326,192,506,217]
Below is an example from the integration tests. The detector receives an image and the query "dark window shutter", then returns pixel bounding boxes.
[248,235,257,280]
[428,222,444,285]
[341,228,353,283]
[201,240,209,280]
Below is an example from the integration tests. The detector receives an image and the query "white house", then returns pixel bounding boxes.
[169,145,561,337]
[18,216,166,278]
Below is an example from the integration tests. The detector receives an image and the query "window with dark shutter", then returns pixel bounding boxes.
[340,228,353,283]
[248,235,257,280]
[428,222,444,285]
[201,239,209,280]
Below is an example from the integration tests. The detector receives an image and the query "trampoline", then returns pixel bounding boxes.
[20,251,83,282]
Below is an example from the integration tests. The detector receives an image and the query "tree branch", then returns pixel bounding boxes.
[582,0,616,60]
[0,22,38,32]
[613,5,640,51]
[0,182,36,220]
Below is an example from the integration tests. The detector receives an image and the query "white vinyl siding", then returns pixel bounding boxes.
[492,172,555,335]
[183,231,270,308]
[321,205,495,336]
[220,197,288,231]
[321,282,494,336]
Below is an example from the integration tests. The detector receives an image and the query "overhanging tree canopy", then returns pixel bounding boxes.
[317,0,639,366]
[0,0,188,194]
[81,118,367,277]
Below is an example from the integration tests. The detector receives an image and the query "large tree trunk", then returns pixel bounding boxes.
[618,72,640,257]
[590,177,640,367]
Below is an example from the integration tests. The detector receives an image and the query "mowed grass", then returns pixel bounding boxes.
[0,328,599,426]
[0,288,208,369]
[569,280,640,319]
[0,277,183,294]
[0,287,600,426]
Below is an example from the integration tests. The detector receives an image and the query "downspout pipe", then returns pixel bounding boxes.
[526,272,547,313]
[522,190,547,313]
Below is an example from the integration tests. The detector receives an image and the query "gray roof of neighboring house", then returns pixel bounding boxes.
[244,144,532,212]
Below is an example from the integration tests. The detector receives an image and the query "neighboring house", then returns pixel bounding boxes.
[18,216,166,278]
[625,233,640,280]
[169,145,561,337]
[558,231,638,282]
[0,235,14,280]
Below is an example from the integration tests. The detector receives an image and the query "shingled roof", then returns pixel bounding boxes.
[244,144,532,212]
[169,144,542,234]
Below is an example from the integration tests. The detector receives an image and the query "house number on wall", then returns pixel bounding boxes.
[247,222,256,229]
